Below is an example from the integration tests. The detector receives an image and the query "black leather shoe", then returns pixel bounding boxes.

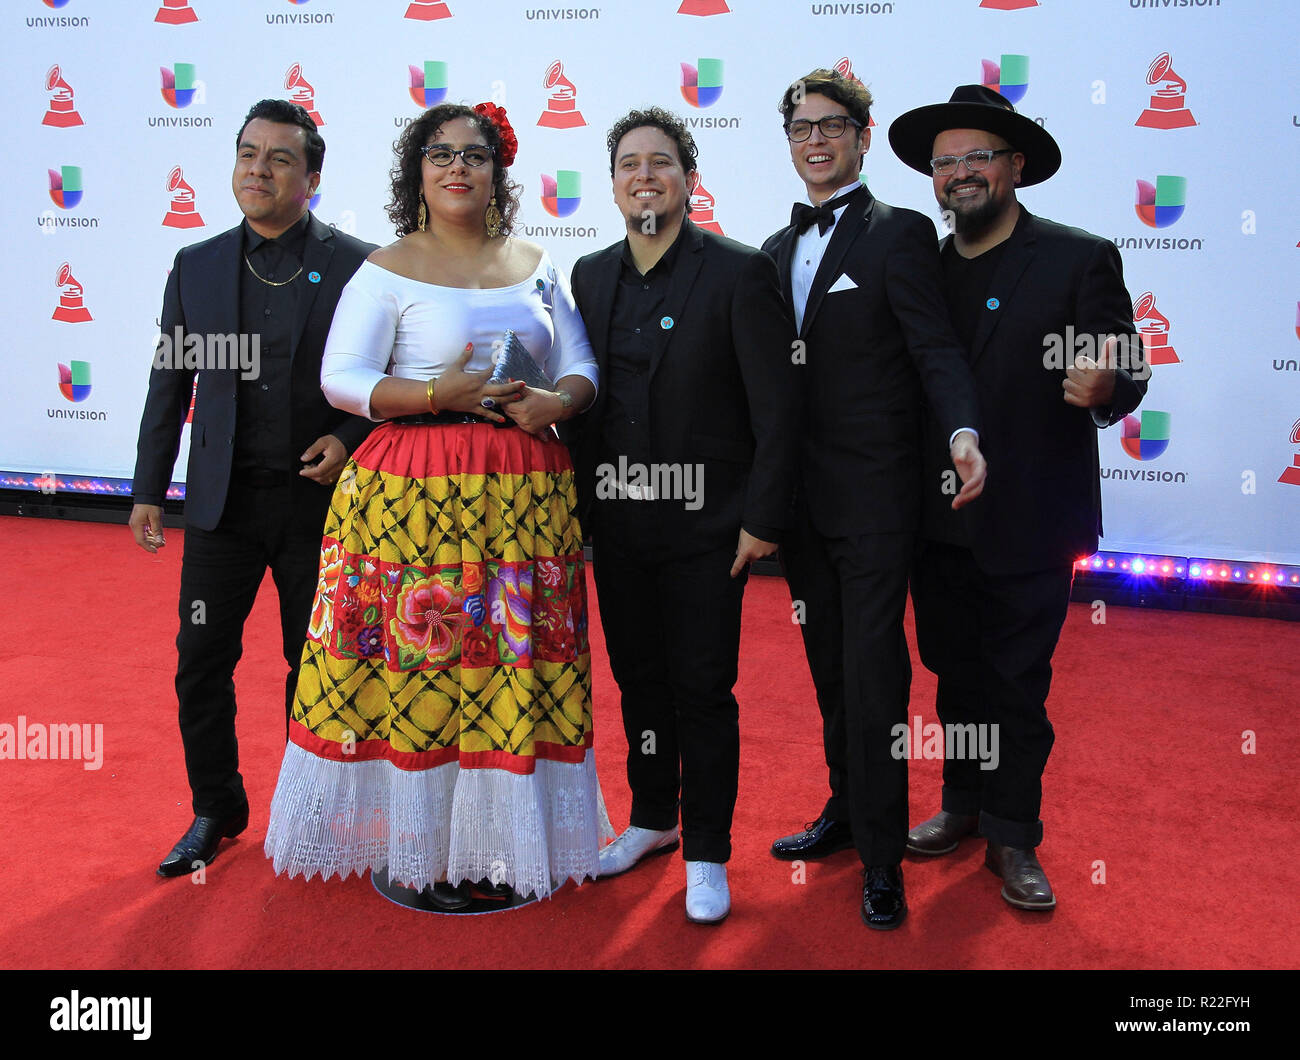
[770,815,854,861]
[907,810,980,856]
[861,864,907,930]
[985,842,1056,910]
[157,805,249,877]
[425,881,472,911]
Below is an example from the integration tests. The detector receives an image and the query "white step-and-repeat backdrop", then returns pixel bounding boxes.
[4,0,1297,563]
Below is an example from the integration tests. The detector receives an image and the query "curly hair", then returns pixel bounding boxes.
[778,68,874,129]
[605,107,698,212]
[387,104,522,238]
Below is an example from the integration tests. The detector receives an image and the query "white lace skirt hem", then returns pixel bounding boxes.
[264,742,614,899]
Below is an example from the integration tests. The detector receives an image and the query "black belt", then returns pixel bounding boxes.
[391,411,517,429]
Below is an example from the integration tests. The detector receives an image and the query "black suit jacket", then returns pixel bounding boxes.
[763,187,981,539]
[920,207,1147,575]
[565,220,801,553]
[132,214,377,531]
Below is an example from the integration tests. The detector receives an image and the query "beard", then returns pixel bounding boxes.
[942,178,1005,239]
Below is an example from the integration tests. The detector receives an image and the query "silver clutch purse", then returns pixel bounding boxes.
[480,330,555,408]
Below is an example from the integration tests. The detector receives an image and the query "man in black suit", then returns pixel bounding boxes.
[130,99,376,878]
[762,69,987,929]
[888,86,1146,909]
[565,107,799,924]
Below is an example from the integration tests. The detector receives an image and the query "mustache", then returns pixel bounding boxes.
[943,176,988,195]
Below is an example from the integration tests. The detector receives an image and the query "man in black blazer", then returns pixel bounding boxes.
[130,99,376,878]
[565,107,799,924]
[888,86,1146,909]
[762,69,987,930]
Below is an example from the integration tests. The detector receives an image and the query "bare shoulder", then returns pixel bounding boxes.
[507,237,546,274]
[367,235,427,278]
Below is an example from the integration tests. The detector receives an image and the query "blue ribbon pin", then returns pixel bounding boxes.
[308,271,321,284]
[660,316,674,330]
[986,297,999,310]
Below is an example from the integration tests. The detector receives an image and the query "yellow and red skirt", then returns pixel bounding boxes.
[265,421,609,899]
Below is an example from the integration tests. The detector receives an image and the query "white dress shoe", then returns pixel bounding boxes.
[685,860,730,924]
[598,825,680,877]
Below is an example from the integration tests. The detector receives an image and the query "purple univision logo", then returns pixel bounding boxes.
[409,62,448,107]
[58,361,91,402]
[541,171,580,218]
[981,54,1029,104]
[1135,175,1186,229]
[48,165,83,209]
[160,63,198,109]
[1121,411,1171,461]
[680,59,723,108]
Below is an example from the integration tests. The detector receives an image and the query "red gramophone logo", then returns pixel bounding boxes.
[285,63,323,126]
[689,173,723,235]
[1132,291,1179,365]
[1136,52,1196,129]
[52,262,92,323]
[678,0,730,13]
[537,61,586,129]
[155,0,199,24]
[979,0,1038,8]
[834,58,876,126]
[405,1,451,19]
[43,65,84,128]
[1279,418,1300,486]
[162,165,204,229]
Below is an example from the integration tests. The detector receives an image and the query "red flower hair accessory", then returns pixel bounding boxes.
[474,102,517,168]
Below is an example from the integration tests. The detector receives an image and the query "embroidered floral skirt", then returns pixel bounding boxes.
[264,422,610,899]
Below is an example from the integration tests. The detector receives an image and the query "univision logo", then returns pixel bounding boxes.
[160,63,198,109]
[1121,410,1170,461]
[680,59,723,108]
[409,61,448,107]
[981,53,1028,104]
[58,360,91,402]
[541,171,580,217]
[48,165,83,208]
[1135,175,1186,228]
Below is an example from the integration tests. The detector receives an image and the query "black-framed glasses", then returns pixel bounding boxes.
[421,144,494,168]
[929,148,1013,176]
[784,115,863,142]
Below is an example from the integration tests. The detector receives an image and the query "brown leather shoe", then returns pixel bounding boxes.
[906,810,979,856]
[985,842,1056,910]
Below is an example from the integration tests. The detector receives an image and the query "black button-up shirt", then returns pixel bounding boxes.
[234,211,309,472]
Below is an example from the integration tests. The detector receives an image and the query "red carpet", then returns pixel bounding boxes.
[1,515,1296,970]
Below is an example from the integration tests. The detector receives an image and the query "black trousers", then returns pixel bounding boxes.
[909,540,1074,849]
[780,506,914,867]
[590,507,747,864]
[175,478,327,818]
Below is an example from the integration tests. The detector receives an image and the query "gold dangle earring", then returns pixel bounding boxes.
[418,197,427,232]
[485,195,502,238]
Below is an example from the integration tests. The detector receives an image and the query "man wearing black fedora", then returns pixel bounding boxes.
[888,85,1146,909]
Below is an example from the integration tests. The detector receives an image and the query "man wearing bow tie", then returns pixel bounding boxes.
[762,68,986,929]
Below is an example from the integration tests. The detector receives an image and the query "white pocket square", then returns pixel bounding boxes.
[827,273,858,294]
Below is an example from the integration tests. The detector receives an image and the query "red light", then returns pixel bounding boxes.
[1106,560,1115,568]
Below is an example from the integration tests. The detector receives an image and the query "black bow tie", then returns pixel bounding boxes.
[790,188,860,235]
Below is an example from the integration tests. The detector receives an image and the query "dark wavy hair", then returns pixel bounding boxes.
[387,104,522,238]
[606,107,698,212]
[778,68,874,129]
[236,99,325,174]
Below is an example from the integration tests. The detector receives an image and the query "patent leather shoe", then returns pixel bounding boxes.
[985,842,1056,910]
[861,864,907,930]
[157,805,249,877]
[770,815,853,861]
[425,881,473,911]
[907,810,980,856]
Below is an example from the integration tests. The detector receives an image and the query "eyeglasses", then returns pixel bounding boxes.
[421,144,494,168]
[784,115,863,142]
[929,148,1013,176]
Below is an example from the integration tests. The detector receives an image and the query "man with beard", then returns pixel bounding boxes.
[564,107,799,924]
[888,85,1146,909]
[763,68,986,930]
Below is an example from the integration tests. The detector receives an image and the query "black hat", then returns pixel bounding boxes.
[888,84,1061,187]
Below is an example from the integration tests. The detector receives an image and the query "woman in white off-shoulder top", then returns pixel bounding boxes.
[264,102,609,909]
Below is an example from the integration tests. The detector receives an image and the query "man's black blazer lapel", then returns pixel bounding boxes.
[649,221,704,380]
[800,186,873,339]
[769,225,796,308]
[967,207,1037,365]
[289,214,336,363]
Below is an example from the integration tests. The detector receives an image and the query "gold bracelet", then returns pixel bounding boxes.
[426,376,439,414]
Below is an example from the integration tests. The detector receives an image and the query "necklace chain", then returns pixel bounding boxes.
[243,254,303,287]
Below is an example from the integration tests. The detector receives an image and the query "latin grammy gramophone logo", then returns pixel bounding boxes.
[1279,418,1300,486]
[1132,291,1179,365]
[285,63,323,126]
[537,61,586,129]
[979,0,1038,9]
[689,173,723,236]
[43,65,83,127]
[833,58,876,126]
[155,0,198,24]
[981,54,1029,105]
[162,165,204,228]
[52,262,92,323]
[681,59,723,108]
[1136,52,1196,129]
[405,0,451,19]
[409,62,448,108]
[678,0,730,14]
